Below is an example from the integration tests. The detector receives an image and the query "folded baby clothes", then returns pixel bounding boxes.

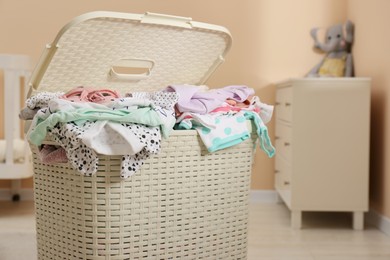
[175,109,275,157]
[39,144,68,164]
[27,89,178,179]
[48,121,161,179]
[165,85,255,115]
[126,91,180,110]
[210,96,274,124]
[244,111,275,158]
[194,111,251,153]
[81,121,144,156]
[61,86,121,103]
[87,89,121,103]
[26,91,65,109]
[19,107,40,120]
[28,106,164,146]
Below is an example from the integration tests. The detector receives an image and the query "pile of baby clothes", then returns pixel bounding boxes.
[166,84,275,157]
[24,86,178,179]
[22,84,274,179]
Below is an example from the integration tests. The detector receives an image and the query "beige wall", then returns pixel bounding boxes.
[348,0,390,218]
[1,0,347,190]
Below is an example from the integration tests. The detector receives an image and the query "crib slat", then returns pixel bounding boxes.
[4,69,18,164]
[0,54,33,192]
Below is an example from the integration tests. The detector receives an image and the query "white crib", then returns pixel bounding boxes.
[0,54,33,201]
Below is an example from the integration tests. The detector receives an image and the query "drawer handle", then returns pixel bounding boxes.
[274,170,280,174]
[275,136,280,140]
[275,102,281,106]
[285,102,291,107]
[284,181,290,185]
[284,142,290,146]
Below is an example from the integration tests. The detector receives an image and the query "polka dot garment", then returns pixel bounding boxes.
[119,123,161,179]
[48,121,161,178]
[49,122,99,176]
[26,91,65,109]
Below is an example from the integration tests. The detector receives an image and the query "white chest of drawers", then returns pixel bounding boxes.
[274,78,371,229]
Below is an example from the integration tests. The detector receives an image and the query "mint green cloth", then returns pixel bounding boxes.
[244,111,275,158]
[206,132,250,152]
[175,110,275,157]
[29,107,164,146]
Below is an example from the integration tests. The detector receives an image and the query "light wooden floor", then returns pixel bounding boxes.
[248,203,390,259]
[1,200,390,259]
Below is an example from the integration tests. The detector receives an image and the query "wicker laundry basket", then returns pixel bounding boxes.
[28,12,256,260]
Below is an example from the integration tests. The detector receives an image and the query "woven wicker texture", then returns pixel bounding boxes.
[36,16,230,94]
[32,131,255,260]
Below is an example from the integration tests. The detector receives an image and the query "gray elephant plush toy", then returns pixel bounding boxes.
[306,20,354,77]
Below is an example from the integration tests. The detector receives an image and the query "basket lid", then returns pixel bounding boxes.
[28,11,232,95]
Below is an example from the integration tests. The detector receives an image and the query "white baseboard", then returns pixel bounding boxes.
[0,188,34,201]
[249,189,279,204]
[366,209,390,237]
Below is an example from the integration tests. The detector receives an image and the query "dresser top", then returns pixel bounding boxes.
[275,77,371,88]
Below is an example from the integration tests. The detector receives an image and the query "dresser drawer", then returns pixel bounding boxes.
[275,155,291,190]
[275,122,292,162]
[275,87,293,122]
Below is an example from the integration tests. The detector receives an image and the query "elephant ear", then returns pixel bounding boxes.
[310,27,326,52]
[343,20,354,43]
[310,28,321,49]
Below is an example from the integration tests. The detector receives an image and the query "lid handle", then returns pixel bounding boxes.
[108,58,154,81]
